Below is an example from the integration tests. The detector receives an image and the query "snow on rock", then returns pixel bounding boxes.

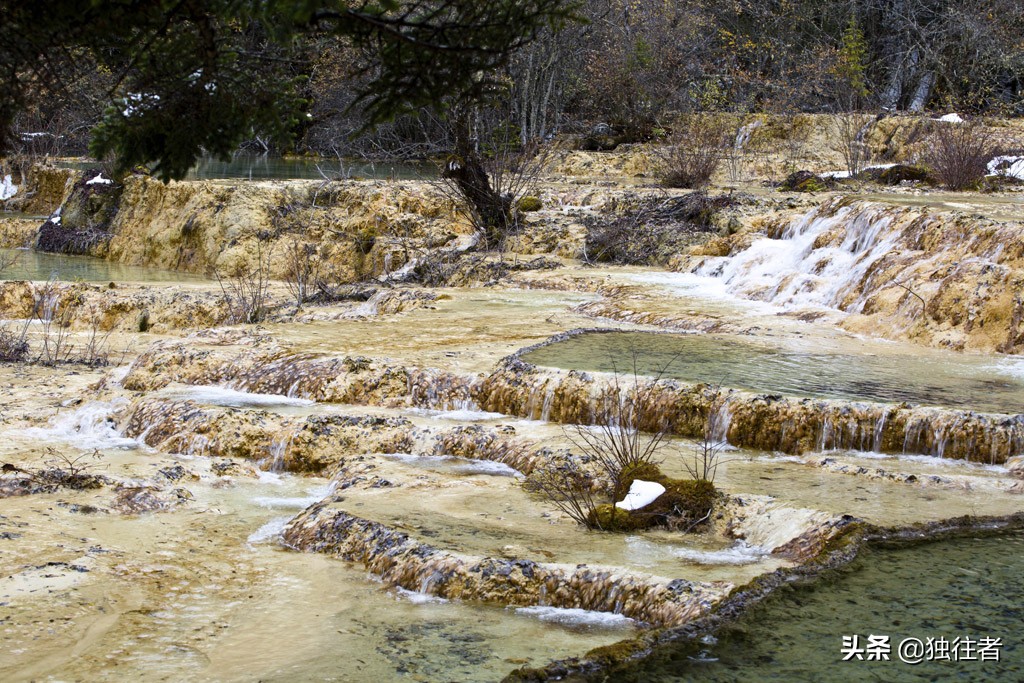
[936,113,964,123]
[988,156,1024,180]
[615,479,666,511]
[0,174,17,200]
[85,173,113,186]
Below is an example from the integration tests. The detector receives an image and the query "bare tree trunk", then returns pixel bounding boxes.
[442,112,512,246]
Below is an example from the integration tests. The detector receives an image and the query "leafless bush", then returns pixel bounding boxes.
[78,304,117,367]
[534,352,677,530]
[216,235,274,324]
[660,116,730,189]
[926,122,997,190]
[39,447,107,490]
[283,236,322,308]
[583,192,735,265]
[684,387,730,483]
[437,137,548,248]
[32,278,76,366]
[832,113,873,178]
[529,459,602,528]
[0,324,30,362]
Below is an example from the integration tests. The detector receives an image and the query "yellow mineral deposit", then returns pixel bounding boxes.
[2,135,1024,681]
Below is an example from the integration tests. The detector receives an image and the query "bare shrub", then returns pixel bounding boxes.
[684,387,730,483]
[660,116,730,189]
[0,324,30,362]
[832,113,873,178]
[529,459,602,528]
[534,352,677,530]
[78,304,117,366]
[216,235,274,324]
[926,122,997,190]
[583,192,735,265]
[32,278,76,366]
[283,236,322,308]
[438,137,548,248]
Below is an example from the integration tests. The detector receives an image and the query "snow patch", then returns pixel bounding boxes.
[0,174,17,201]
[988,156,1024,180]
[85,173,113,186]
[615,479,665,511]
[936,113,964,123]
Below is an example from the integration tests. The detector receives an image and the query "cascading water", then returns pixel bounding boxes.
[693,201,904,311]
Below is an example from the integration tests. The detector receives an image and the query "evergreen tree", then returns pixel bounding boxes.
[0,0,576,180]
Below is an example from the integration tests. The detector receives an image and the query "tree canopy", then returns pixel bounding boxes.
[0,0,577,180]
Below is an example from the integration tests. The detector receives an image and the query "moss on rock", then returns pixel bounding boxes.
[590,463,718,532]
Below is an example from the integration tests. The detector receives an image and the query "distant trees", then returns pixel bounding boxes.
[0,0,578,179]
[2,0,1021,173]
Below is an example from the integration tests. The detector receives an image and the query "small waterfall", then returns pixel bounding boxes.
[19,399,138,450]
[708,396,733,447]
[266,434,294,472]
[691,199,907,311]
[872,413,887,453]
[282,507,726,628]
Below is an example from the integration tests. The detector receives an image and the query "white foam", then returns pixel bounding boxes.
[669,542,770,565]
[254,482,334,509]
[405,407,508,421]
[626,536,769,566]
[256,470,286,485]
[395,587,448,604]
[383,453,522,477]
[689,203,902,312]
[157,385,315,408]
[514,606,635,629]
[990,357,1024,380]
[246,516,291,545]
[18,399,138,450]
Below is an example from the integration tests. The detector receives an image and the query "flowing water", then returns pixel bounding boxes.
[612,532,1024,682]
[0,410,635,682]
[522,330,1024,414]
[0,248,209,283]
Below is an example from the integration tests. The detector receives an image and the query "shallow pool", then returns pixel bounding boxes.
[0,248,208,283]
[522,331,1024,414]
[611,531,1024,682]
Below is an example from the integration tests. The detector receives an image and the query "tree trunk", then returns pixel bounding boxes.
[443,113,512,246]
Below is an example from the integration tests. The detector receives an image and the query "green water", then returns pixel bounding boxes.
[0,248,208,283]
[58,154,434,181]
[521,331,1024,414]
[610,532,1024,682]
